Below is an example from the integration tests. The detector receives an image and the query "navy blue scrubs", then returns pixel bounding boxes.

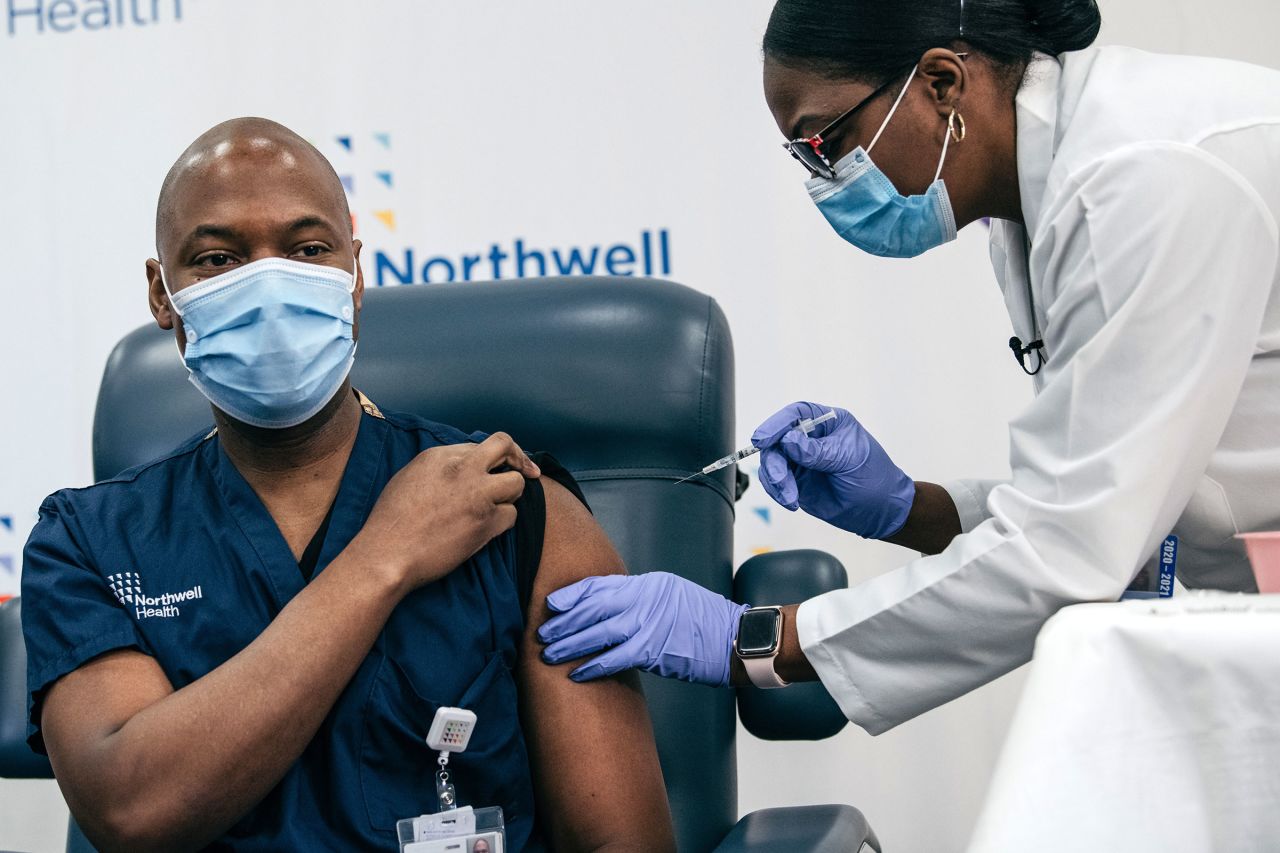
[22,396,550,851]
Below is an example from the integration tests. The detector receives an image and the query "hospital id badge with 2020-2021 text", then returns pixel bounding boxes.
[1121,534,1178,600]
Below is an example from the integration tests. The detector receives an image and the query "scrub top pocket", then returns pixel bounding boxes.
[358,649,534,837]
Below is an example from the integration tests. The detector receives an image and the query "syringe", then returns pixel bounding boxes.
[674,410,837,485]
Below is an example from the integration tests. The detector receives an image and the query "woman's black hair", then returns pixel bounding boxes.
[764,0,1101,83]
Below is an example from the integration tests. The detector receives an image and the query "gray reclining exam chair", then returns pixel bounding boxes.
[4,276,879,852]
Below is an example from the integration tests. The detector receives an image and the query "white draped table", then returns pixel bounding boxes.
[969,593,1280,853]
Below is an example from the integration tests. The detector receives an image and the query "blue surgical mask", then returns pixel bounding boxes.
[806,66,958,258]
[161,257,358,429]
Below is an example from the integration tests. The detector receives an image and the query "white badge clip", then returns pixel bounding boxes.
[398,707,506,852]
[426,707,477,812]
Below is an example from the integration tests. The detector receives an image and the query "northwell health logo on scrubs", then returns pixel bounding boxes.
[107,571,203,620]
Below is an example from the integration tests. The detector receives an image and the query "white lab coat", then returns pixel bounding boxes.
[796,46,1280,734]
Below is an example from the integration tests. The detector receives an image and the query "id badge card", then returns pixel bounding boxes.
[1122,534,1178,600]
[397,805,506,853]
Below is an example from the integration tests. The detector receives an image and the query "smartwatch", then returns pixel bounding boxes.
[735,606,790,689]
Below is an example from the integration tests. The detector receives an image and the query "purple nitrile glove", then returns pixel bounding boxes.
[750,401,916,540]
[538,572,750,686]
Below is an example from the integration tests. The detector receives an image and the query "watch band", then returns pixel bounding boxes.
[738,606,790,689]
[743,652,790,689]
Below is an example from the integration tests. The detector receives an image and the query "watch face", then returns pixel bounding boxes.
[737,608,781,656]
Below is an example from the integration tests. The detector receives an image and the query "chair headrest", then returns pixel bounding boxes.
[94,277,736,494]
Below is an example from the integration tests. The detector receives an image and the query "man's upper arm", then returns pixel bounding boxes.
[516,478,674,853]
[40,651,174,824]
[21,497,177,833]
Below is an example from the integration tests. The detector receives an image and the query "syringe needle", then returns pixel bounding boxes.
[675,412,834,487]
[674,445,761,485]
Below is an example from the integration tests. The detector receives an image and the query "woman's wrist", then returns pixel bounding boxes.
[729,604,817,686]
[775,604,818,683]
[882,481,963,555]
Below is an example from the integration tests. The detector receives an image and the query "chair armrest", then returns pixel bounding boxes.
[0,599,54,779]
[713,804,881,853]
[733,550,848,740]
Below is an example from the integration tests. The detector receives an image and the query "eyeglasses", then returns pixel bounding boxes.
[783,55,965,180]
[781,74,905,180]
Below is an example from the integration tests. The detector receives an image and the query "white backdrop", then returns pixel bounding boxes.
[2,2,1278,851]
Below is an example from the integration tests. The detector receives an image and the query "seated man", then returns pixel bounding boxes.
[21,118,674,852]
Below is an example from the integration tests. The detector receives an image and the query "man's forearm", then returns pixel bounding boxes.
[883,481,962,555]
[84,538,406,851]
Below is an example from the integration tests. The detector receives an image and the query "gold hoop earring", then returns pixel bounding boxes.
[949,109,967,143]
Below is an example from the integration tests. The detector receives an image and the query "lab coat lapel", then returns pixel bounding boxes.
[1014,53,1063,237]
[988,53,1064,387]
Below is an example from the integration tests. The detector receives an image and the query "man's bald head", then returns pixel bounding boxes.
[146,116,363,348]
[155,117,350,258]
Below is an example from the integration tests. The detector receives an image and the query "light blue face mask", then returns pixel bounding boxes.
[162,257,358,429]
[806,66,959,259]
